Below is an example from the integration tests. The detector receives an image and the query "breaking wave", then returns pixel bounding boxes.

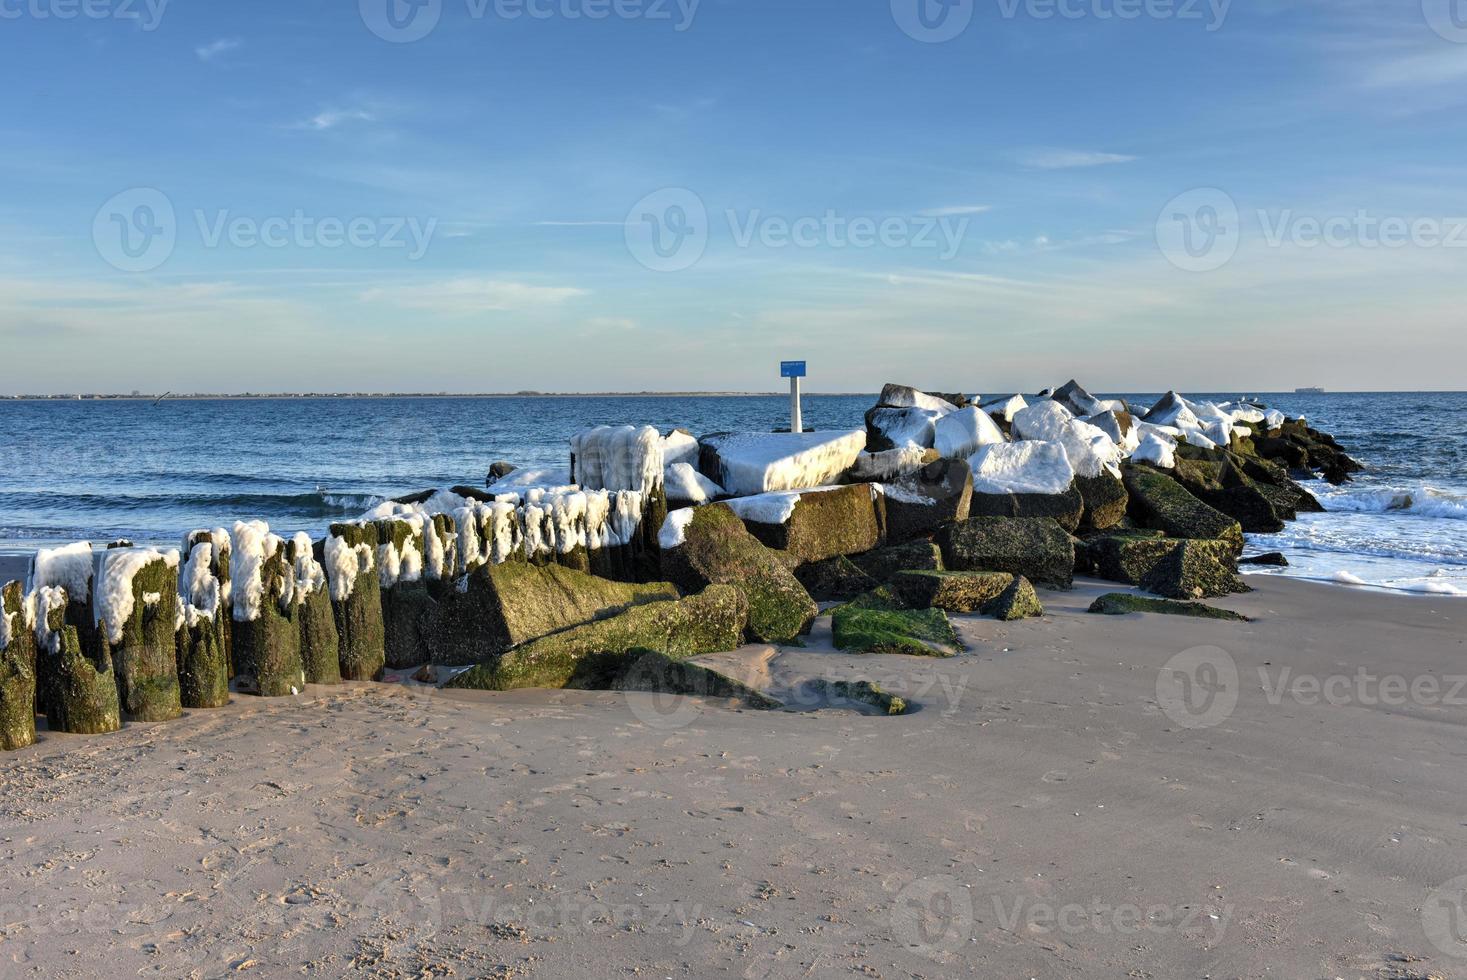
[1317,486,1467,521]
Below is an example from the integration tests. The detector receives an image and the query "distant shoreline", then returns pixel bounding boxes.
[0,389,1458,401]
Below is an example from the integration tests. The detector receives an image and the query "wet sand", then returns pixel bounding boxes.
[1,577,1464,978]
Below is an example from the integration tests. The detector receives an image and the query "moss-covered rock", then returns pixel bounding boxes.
[850,539,945,584]
[736,484,886,563]
[1074,472,1128,531]
[426,561,680,667]
[446,585,748,691]
[38,597,120,735]
[1121,465,1243,551]
[1170,456,1285,534]
[983,576,1043,621]
[935,517,1076,588]
[104,555,183,723]
[298,584,341,685]
[794,555,879,603]
[968,484,1085,534]
[661,505,817,645]
[176,616,230,709]
[891,570,1014,613]
[1,581,37,751]
[1087,592,1249,621]
[831,589,962,657]
[566,647,782,710]
[1240,551,1289,567]
[804,678,908,715]
[1140,539,1247,600]
[327,522,386,682]
[1077,530,1174,583]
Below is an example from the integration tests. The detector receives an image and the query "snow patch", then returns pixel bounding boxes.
[30,542,94,603]
[96,547,177,644]
[571,425,664,494]
[659,507,697,550]
[1132,432,1177,469]
[1012,400,1122,479]
[969,441,1076,496]
[933,406,1007,460]
[703,429,867,496]
[665,462,724,505]
[661,430,700,468]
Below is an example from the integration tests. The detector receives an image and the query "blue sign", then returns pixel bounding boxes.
[780,361,807,379]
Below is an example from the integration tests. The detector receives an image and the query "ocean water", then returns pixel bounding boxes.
[0,391,1462,596]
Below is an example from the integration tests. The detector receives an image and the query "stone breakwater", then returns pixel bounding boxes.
[0,386,1360,750]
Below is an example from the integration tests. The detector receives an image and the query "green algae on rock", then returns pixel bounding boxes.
[1121,465,1243,551]
[807,678,908,715]
[446,584,748,692]
[1,581,37,750]
[566,647,782,710]
[850,539,945,584]
[1087,592,1249,621]
[100,552,184,723]
[891,569,1015,613]
[326,522,387,682]
[35,590,121,735]
[983,575,1044,621]
[831,588,962,657]
[794,555,879,603]
[935,516,1076,588]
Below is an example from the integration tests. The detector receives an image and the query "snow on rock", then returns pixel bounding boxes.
[231,521,289,622]
[877,384,958,415]
[1051,380,1103,417]
[0,600,12,651]
[1132,432,1177,469]
[1086,411,1141,455]
[571,425,664,494]
[30,541,94,603]
[701,429,867,496]
[933,406,1007,460]
[850,447,934,482]
[980,394,1029,423]
[1264,409,1285,429]
[969,441,1076,496]
[96,547,179,644]
[867,407,942,450]
[179,540,223,629]
[1012,400,1122,478]
[659,507,698,550]
[665,462,723,505]
[661,430,700,468]
[30,586,68,655]
[290,532,328,605]
[1143,392,1202,430]
[325,526,374,603]
[483,467,575,493]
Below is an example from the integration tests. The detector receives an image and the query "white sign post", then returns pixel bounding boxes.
[781,361,806,433]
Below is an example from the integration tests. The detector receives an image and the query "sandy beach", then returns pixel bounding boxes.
[1,576,1462,978]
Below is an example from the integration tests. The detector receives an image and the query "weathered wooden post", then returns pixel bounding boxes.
[176,532,231,709]
[0,580,37,751]
[28,541,99,718]
[288,533,340,686]
[96,548,184,722]
[230,521,306,697]
[375,516,431,670]
[325,522,385,681]
[35,586,121,735]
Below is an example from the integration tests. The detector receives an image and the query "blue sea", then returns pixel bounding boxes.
[0,392,1462,596]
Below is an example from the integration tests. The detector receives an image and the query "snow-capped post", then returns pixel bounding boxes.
[569,425,667,582]
[325,522,386,681]
[287,533,340,686]
[230,522,306,698]
[374,517,432,670]
[782,360,806,434]
[96,548,184,723]
[0,580,37,751]
[33,586,121,735]
[28,542,99,718]
[177,530,232,709]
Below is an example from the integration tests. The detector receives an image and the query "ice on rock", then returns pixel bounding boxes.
[571,425,664,494]
[877,384,958,415]
[179,540,223,629]
[30,541,95,602]
[325,528,375,603]
[1132,432,1177,469]
[1051,380,1104,417]
[665,462,724,505]
[701,429,867,496]
[230,521,290,622]
[867,407,942,450]
[1264,409,1285,429]
[1086,411,1141,455]
[658,507,697,550]
[485,466,576,493]
[661,430,700,468]
[1012,400,1122,479]
[1143,392,1203,430]
[30,586,69,655]
[969,441,1076,496]
[96,547,179,644]
[980,394,1029,423]
[933,406,1007,460]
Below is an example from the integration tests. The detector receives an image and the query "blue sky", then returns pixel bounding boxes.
[1,0,1465,394]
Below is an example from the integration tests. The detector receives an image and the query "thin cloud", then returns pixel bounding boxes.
[534,220,622,227]
[360,278,588,315]
[1025,150,1139,170]
[919,205,992,217]
[195,38,241,62]
[300,108,376,131]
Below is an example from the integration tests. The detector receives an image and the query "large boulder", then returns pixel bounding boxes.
[1088,592,1248,621]
[882,458,973,544]
[1079,531,1245,599]
[984,576,1043,620]
[426,562,678,667]
[967,441,1085,532]
[865,406,942,452]
[850,540,944,584]
[446,585,748,691]
[1121,465,1244,551]
[935,517,1076,588]
[723,484,885,564]
[699,429,867,495]
[1012,400,1123,480]
[794,555,879,602]
[659,504,818,644]
[1074,472,1129,531]
[831,589,962,657]
[979,394,1028,423]
[932,406,1006,460]
[876,383,960,414]
[891,570,1014,612]
[1169,455,1286,534]
[573,648,781,710]
[664,461,724,505]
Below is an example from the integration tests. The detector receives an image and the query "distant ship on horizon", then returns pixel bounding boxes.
[1295,386,1326,394]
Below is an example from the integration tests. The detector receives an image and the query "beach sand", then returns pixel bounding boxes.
[2,577,1464,978]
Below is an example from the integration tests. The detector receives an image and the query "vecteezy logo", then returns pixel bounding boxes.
[890,876,973,959]
[92,188,176,272]
[624,188,708,272]
[891,0,973,42]
[1425,876,1467,958]
[1155,187,1240,272]
[1156,645,1239,729]
[360,0,442,42]
[1424,0,1467,43]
